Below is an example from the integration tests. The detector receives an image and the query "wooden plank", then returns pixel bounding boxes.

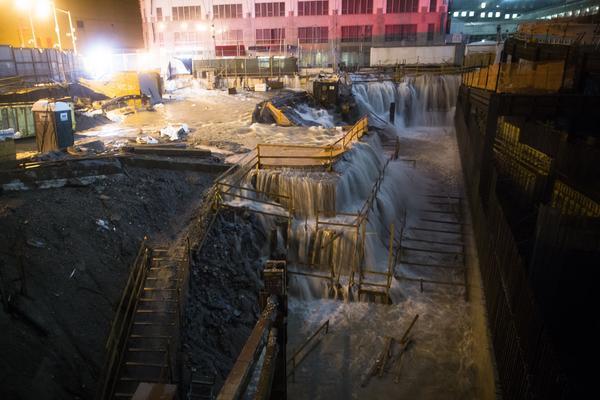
[361,336,394,387]
[217,296,278,400]
[123,146,212,158]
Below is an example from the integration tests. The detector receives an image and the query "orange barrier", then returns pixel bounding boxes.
[463,60,566,93]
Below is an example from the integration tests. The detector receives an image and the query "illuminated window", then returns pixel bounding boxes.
[213,4,243,19]
[512,13,518,18]
[453,11,459,17]
[495,11,500,17]
[256,28,285,44]
[216,29,243,42]
[461,11,467,17]
[487,11,493,17]
[174,31,200,45]
[255,2,285,17]
[341,25,372,42]
[385,24,417,42]
[342,0,373,14]
[505,13,509,19]
[386,0,418,13]
[469,11,475,17]
[298,27,328,43]
[480,12,485,18]
[480,2,486,8]
[298,1,329,16]
[172,6,202,21]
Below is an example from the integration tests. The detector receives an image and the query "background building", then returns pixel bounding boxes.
[139,0,450,67]
[0,0,143,54]
[449,0,600,41]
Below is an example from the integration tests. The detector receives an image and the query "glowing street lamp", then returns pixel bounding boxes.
[35,0,62,51]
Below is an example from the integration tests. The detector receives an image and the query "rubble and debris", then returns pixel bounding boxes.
[136,135,158,144]
[26,238,46,249]
[159,123,190,141]
[95,219,112,231]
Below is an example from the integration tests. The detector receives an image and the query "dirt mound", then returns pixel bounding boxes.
[0,167,215,399]
[75,111,113,132]
[182,209,268,392]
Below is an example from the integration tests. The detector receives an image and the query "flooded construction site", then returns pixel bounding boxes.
[1,67,497,399]
[1,3,599,400]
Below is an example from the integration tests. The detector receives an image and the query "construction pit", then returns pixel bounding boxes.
[0,74,497,400]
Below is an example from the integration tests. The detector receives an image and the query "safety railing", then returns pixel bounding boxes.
[97,240,151,400]
[313,157,392,288]
[256,116,369,170]
[287,319,330,382]
[393,64,473,81]
[331,116,369,150]
[357,223,399,304]
[256,143,337,169]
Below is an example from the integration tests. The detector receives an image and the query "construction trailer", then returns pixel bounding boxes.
[193,57,298,90]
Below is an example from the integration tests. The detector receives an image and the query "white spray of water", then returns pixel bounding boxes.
[290,103,337,128]
[222,75,459,300]
[352,74,461,129]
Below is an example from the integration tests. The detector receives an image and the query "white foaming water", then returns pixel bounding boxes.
[235,136,427,300]
[352,74,461,129]
[283,76,492,400]
[223,75,458,300]
[290,103,337,128]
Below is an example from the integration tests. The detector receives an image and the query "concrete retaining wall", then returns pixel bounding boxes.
[370,45,459,66]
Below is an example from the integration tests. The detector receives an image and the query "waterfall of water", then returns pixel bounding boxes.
[224,75,460,300]
[251,169,337,217]
[352,74,461,129]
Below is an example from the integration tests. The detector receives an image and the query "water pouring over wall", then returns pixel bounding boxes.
[352,74,461,129]
[223,74,460,300]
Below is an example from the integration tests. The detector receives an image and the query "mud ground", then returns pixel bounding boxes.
[182,209,269,394]
[0,167,215,399]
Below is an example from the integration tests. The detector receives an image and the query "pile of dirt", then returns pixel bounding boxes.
[0,167,215,399]
[182,209,269,393]
[75,111,113,132]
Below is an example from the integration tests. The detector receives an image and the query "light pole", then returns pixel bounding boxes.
[51,2,61,50]
[14,0,76,52]
[15,0,37,47]
[54,6,77,53]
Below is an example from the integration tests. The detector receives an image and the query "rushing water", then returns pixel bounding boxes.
[218,74,493,399]
[225,74,460,300]
[352,74,461,129]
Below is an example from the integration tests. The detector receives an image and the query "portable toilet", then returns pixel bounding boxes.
[32,100,74,153]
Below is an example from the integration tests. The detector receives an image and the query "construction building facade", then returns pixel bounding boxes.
[138,0,450,67]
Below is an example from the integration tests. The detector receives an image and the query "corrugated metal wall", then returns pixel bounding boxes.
[0,45,80,83]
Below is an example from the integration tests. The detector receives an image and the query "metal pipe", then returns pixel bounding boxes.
[52,3,62,50]
[28,14,37,47]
